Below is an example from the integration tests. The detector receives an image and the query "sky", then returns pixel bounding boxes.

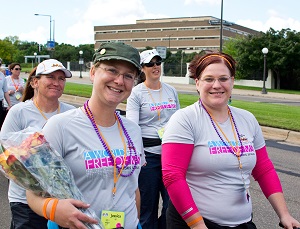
[1,0,300,46]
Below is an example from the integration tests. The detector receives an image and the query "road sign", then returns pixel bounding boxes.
[156,46,167,59]
[47,41,55,51]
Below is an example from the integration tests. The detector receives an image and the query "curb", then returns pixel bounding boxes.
[260,126,300,145]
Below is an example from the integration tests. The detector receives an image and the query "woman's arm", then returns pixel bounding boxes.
[26,190,98,229]
[135,188,141,219]
[268,193,300,229]
[126,91,140,124]
[162,143,207,228]
[4,91,12,108]
[252,146,300,228]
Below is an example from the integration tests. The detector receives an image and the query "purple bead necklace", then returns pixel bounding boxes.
[83,100,138,194]
[200,99,244,160]
[200,99,250,201]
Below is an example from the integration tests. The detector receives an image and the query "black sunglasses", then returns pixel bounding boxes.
[143,61,162,67]
[14,68,22,70]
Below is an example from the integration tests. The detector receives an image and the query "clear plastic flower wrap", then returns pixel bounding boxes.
[0,127,103,229]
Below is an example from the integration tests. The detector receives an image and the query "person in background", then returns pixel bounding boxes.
[6,64,12,76]
[161,52,300,229]
[126,49,180,229]
[5,63,25,105]
[0,70,12,128]
[26,42,144,229]
[1,59,75,229]
[0,68,6,75]
[2,63,25,123]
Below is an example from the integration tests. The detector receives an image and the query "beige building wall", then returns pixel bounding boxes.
[93,16,259,53]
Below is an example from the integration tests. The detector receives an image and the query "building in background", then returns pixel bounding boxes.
[93,16,259,53]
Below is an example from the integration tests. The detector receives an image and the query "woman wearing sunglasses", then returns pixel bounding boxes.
[126,49,180,229]
[3,63,25,109]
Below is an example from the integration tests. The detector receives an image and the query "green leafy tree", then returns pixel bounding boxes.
[223,28,300,89]
[0,38,18,64]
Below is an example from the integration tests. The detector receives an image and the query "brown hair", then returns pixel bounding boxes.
[189,52,236,80]
[22,67,39,102]
[9,63,21,71]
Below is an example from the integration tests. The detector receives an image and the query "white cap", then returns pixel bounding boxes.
[36,59,72,78]
[140,49,162,64]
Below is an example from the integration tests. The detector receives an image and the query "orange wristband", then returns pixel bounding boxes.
[50,199,59,221]
[42,198,53,219]
[187,216,203,227]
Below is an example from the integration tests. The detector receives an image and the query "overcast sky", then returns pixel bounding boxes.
[1,0,299,46]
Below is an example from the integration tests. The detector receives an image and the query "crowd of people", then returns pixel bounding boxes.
[0,44,299,229]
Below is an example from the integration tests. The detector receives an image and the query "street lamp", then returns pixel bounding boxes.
[79,50,84,78]
[220,0,224,52]
[180,50,184,77]
[166,34,173,52]
[34,52,37,66]
[261,47,268,94]
[34,14,52,41]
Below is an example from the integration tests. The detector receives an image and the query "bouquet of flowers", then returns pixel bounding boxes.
[0,128,103,229]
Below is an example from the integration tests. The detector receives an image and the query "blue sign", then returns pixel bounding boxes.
[47,41,55,50]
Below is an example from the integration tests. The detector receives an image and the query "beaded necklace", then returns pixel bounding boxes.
[200,100,250,202]
[83,100,138,196]
[34,99,60,120]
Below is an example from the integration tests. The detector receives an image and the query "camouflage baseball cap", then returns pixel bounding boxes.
[93,42,141,72]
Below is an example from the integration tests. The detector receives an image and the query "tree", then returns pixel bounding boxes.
[0,38,18,64]
[223,28,300,89]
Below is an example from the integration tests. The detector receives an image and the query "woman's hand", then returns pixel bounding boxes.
[53,199,98,229]
[279,214,300,229]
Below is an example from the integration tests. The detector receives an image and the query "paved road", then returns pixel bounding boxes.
[232,94,300,106]
[0,139,299,228]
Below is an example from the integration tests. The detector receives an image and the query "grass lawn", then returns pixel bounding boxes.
[64,82,300,132]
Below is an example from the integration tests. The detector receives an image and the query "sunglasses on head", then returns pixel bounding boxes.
[143,61,162,67]
[14,68,21,71]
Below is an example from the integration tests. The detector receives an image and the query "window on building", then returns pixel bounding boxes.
[147,29,161,32]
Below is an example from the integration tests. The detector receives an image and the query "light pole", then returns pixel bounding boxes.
[220,0,224,52]
[180,50,184,77]
[34,14,52,41]
[34,52,37,66]
[261,47,268,94]
[166,34,173,52]
[79,50,83,78]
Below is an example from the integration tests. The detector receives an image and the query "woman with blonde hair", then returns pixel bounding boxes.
[1,59,75,229]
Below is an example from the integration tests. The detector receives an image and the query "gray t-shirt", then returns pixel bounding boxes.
[1,100,75,204]
[126,82,180,154]
[0,72,8,101]
[162,102,265,226]
[43,108,145,229]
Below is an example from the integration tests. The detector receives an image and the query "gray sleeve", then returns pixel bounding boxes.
[1,105,23,133]
[43,115,64,157]
[163,107,195,144]
[126,90,140,124]
[2,77,8,92]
